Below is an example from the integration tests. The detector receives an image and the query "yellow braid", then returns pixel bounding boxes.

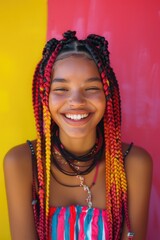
[43,105,51,231]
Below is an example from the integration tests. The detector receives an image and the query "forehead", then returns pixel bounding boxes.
[55,51,92,61]
[52,55,100,77]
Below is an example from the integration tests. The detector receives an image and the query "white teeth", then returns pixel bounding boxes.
[65,113,89,120]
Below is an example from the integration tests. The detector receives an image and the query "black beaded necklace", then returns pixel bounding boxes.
[51,127,104,176]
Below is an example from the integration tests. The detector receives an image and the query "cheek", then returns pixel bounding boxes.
[48,93,57,114]
[48,95,59,124]
[99,96,106,115]
[93,92,106,112]
[97,95,106,120]
[49,92,62,107]
[48,92,66,117]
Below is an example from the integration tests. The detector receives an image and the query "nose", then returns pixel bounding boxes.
[69,90,86,108]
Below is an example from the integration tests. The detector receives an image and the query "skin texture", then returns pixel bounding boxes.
[4,56,152,240]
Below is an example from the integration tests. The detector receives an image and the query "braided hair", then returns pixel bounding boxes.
[32,30,131,239]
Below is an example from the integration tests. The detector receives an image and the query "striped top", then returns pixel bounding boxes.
[49,205,109,240]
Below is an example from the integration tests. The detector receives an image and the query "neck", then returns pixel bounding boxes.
[51,127,104,176]
[59,130,97,156]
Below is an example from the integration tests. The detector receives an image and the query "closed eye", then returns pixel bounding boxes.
[86,87,101,91]
[53,88,68,92]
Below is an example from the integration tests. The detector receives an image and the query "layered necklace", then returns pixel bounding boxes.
[50,127,104,208]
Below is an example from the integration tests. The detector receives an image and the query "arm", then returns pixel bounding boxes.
[121,145,153,240]
[3,144,38,240]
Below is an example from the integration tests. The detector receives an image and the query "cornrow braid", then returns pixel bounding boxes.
[32,30,132,240]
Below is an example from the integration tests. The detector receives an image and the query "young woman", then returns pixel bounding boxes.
[4,31,152,240]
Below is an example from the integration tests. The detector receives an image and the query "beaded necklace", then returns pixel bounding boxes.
[51,126,104,176]
[50,126,103,208]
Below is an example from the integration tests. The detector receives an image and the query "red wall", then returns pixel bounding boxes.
[47,1,160,239]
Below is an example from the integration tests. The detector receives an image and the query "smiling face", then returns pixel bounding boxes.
[49,55,106,142]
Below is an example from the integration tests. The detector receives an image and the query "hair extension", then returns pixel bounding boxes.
[32,30,131,239]
[32,60,45,237]
[84,35,130,238]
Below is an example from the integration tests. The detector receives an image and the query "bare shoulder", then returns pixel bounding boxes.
[4,141,38,240]
[122,142,153,175]
[121,143,153,239]
[3,140,36,182]
[4,140,36,162]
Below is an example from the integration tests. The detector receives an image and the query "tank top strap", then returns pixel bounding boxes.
[123,142,133,160]
[26,140,38,206]
[27,140,35,157]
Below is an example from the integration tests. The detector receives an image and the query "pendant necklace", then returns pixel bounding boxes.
[50,163,99,208]
[76,175,92,208]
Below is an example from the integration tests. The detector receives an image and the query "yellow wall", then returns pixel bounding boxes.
[0,1,47,239]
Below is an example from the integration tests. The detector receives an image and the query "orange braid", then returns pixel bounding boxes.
[103,116,113,239]
[43,105,51,237]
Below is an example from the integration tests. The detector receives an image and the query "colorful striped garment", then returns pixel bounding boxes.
[49,205,109,240]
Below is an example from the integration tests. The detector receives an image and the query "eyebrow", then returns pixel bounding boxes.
[51,77,101,84]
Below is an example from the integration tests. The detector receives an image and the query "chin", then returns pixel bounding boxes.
[61,127,95,140]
